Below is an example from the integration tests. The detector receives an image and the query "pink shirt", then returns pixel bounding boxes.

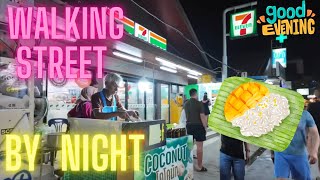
[68,101,93,118]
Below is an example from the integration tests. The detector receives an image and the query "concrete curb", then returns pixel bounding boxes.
[246,148,266,166]
[206,132,220,139]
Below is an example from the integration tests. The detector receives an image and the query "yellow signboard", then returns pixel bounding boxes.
[200,74,213,83]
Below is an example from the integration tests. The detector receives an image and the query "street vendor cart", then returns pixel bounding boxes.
[63,118,193,180]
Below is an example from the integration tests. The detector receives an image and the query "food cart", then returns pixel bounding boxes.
[62,118,193,180]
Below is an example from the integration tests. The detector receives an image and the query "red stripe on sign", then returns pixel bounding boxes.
[240,13,252,36]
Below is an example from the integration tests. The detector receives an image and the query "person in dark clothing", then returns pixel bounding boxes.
[91,73,138,120]
[308,89,320,135]
[220,135,250,180]
[184,88,208,172]
[307,88,320,173]
[308,102,320,133]
[202,92,211,125]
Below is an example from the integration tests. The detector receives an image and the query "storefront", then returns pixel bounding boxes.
[37,1,215,123]
[45,67,192,124]
[0,0,215,123]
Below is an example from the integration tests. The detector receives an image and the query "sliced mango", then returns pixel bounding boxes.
[224,82,269,122]
[260,85,269,95]
[233,100,245,110]
[229,95,237,104]
[234,87,244,97]
[240,91,252,102]
[248,83,259,94]
[242,83,250,90]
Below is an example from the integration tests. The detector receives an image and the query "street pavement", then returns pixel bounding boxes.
[194,134,320,180]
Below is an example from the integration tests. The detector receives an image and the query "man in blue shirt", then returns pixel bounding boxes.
[274,110,319,180]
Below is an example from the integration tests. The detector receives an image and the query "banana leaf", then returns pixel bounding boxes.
[208,77,304,152]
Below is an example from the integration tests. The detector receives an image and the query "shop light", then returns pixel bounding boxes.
[156,57,203,76]
[138,77,150,92]
[187,74,199,79]
[177,65,203,77]
[155,57,177,69]
[113,51,143,63]
[176,65,191,71]
[160,66,177,73]
[188,70,202,76]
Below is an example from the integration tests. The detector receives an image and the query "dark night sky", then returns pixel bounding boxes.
[179,0,320,82]
[61,0,320,83]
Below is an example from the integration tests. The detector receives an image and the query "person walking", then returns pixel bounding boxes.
[184,88,208,172]
[307,88,320,132]
[220,135,250,180]
[202,92,211,125]
[274,110,319,180]
[307,87,320,176]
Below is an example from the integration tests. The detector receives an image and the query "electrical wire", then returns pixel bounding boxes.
[129,0,241,73]
[0,39,14,53]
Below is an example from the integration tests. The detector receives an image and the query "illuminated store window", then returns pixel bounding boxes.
[160,84,169,123]
[128,82,145,120]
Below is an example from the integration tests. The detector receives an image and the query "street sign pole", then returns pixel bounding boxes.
[222,1,257,81]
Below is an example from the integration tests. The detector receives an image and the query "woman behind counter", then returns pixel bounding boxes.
[68,86,98,118]
[91,73,139,120]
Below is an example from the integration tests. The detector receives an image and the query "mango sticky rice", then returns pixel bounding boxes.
[224,82,290,137]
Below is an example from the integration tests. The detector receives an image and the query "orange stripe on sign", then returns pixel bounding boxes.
[235,14,247,21]
[122,17,134,27]
[150,32,167,44]
[111,10,134,27]
[139,26,145,31]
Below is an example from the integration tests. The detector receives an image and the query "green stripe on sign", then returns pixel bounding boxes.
[150,37,167,50]
[124,24,134,35]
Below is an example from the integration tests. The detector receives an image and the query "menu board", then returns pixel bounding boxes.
[149,124,161,146]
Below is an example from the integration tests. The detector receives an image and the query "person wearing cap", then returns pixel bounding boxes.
[91,73,138,120]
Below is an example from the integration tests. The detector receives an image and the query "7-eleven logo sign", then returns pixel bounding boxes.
[135,23,149,42]
[230,10,257,38]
